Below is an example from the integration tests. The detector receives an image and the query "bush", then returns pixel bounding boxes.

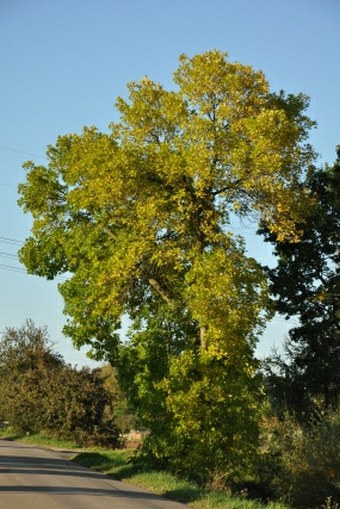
[44,365,120,447]
[258,409,340,508]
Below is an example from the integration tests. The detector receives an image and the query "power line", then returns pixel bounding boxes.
[0,238,70,280]
[0,236,24,245]
[0,252,19,260]
[0,263,26,274]
[0,145,47,160]
[0,263,68,282]
[0,182,17,189]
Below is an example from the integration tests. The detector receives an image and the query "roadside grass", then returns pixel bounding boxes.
[16,433,82,450]
[71,450,288,509]
[0,429,82,450]
[0,431,288,509]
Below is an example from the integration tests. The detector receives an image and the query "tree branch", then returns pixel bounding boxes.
[148,278,172,306]
[103,226,117,241]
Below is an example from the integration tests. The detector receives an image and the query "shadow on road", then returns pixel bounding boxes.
[0,484,170,500]
[0,453,169,502]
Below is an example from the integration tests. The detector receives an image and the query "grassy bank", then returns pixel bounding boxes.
[0,431,287,509]
[71,450,288,509]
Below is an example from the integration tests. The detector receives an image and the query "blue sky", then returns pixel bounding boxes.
[0,0,339,366]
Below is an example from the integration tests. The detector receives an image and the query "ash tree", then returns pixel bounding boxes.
[18,51,315,481]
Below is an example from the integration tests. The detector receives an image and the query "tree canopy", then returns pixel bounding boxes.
[19,51,315,355]
[18,50,316,479]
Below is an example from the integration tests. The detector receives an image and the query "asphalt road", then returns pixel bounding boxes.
[0,440,190,509]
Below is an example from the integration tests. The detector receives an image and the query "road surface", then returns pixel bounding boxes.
[0,440,190,509]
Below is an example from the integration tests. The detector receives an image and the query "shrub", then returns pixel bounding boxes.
[0,322,120,447]
[258,409,340,508]
[45,366,120,447]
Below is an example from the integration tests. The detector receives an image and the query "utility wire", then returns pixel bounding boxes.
[0,263,68,282]
[0,251,19,260]
[0,263,26,274]
[0,238,71,280]
[0,182,17,189]
[0,236,24,245]
[0,145,47,160]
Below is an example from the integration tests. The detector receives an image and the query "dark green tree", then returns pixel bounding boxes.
[0,321,120,445]
[46,365,119,446]
[262,147,340,416]
[0,320,63,432]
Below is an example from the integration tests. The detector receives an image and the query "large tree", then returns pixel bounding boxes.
[262,147,340,416]
[18,51,315,479]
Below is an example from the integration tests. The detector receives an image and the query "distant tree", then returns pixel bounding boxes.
[0,321,120,446]
[46,365,119,446]
[261,147,340,417]
[0,320,62,432]
[18,51,316,480]
[98,364,137,433]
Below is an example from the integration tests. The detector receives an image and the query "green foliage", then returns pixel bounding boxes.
[0,320,63,433]
[258,409,340,508]
[18,51,316,479]
[262,147,340,418]
[0,321,120,447]
[72,449,288,509]
[155,349,262,483]
[44,365,119,446]
[98,363,137,432]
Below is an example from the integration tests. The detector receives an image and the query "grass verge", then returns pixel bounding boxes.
[0,429,82,450]
[72,450,288,509]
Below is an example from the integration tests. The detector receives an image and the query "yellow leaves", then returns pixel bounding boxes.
[184,243,271,354]
[204,343,229,362]
[175,51,269,126]
[115,78,187,147]
[107,50,316,245]
[18,50,317,379]
[260,184,312,242]
[231,110,300,178]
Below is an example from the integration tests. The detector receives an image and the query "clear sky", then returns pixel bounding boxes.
[0,0,339,367]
